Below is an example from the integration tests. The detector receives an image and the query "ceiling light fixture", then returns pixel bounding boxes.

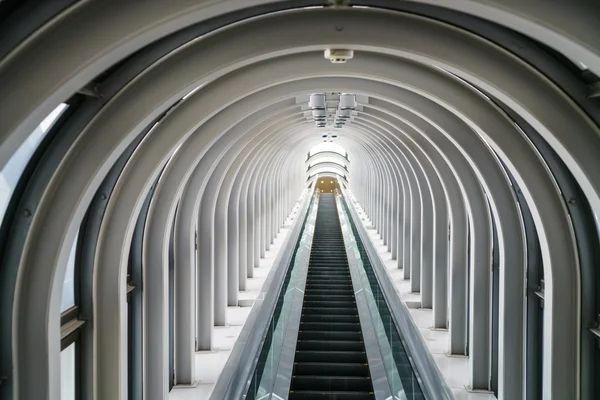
[324,49,353,64]
[339,93,357,109]
[308,93,326,110]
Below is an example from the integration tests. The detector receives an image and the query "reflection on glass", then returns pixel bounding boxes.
[339,195,425,400]
[246,195,317,399]
[0,103,67,224]
[61,230,78,312]
[60,343,76,400]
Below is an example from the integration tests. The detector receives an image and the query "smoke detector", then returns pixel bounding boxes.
[325,49,353,64]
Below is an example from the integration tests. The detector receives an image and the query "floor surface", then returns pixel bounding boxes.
[169,203,301,400]
[353,198,496,400]
[170,192,497,399]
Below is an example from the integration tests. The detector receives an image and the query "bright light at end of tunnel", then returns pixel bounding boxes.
[309,142,346,157]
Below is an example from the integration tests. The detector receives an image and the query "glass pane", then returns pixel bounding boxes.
[338,195,426,399]
[61,230,78,312]
[246,193,318,399]
[60,343,76,400]
[0,103,67,225]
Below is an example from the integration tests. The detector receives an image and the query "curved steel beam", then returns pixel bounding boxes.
[305,150,349,167]
[127,103,304,394]
[0,8,592,399]
[306,161,349,176]
[110,61,576,398]
[1,0,599,170]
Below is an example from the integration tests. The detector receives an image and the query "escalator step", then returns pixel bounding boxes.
[307,269,350,273]
[306,272,350,276]
[307,273,351,278]
[295,350,367,363]
[309,259,348,269]
[291,376,372,391]
[297,331,362,341]
[294,362,370,376]
[296,340,365,352]
[302,295,354,302]
[301,314,358,323]
[308,269,347,271]
[289,391,374,400]
[299,322,360,331]
[304,285,352,291]
[302,301,355,308]
[306,278,351,283]
[304,289,353,295]
[301,307,357,315]
[309,268,349,271]
[307,268,349,272]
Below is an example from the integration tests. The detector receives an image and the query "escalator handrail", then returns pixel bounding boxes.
[210,186,316,400]
[269,193,320,397]
[335,194,394,399]
[338,187,454,400]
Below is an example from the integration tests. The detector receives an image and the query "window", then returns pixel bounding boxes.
[61,232,78,312]
[60,233,83,399]
[0,103,67,225]
[60,343,76,400]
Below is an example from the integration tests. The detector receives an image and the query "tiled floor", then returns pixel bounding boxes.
[169,198,304,400]
[351,197,496,400]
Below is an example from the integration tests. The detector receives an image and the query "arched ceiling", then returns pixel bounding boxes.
[0,2,599,400]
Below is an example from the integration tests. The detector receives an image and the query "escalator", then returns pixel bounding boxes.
[289,193,374,399]
[229,190,437,400]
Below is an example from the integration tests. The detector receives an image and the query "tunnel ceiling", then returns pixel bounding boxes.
[1,1,600,400]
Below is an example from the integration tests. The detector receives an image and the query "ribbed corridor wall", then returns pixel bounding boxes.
[0,2,599,400]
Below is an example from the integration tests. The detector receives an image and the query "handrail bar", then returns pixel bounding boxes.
[209,185,316,399]
[339,185,453,400]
